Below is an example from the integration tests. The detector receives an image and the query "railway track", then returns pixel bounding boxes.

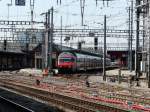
[0,95,34,112]
[0,79,131,112]
[97,92,150,107]
[97,85,150,106]
[0,75,150,108]
[110,93,150,105]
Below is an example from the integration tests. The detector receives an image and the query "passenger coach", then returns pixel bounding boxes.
[57,52,111,72]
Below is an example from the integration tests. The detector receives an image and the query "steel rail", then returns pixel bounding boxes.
[0,76,149,106]
[0,95,34,112]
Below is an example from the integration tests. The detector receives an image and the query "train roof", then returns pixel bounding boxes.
[55,45,105,57]
[61,49,103,57]
[33,43,107,58]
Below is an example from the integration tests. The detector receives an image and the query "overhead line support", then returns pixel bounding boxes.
[103,15,106,81]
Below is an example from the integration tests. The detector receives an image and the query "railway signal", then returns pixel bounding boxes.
[78,42,82,50]
[15,0,26,6]
[3,40,7,51]
[94,37,98,51]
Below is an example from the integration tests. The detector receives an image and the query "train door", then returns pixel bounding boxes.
[72,57,77,72]
[84,57,86,69]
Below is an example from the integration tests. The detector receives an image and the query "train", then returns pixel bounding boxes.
[57,51,111,72]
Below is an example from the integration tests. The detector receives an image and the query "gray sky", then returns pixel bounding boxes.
[0,0,130,29]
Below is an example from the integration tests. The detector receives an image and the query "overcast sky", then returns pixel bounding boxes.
[0,0,131,29]
[0,0,135,48]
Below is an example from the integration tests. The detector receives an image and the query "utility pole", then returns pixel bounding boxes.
[142,10,145,75]
[128,7,131,70]
[42,32,45,70]
[44,7,54,74]
[48,7,54,72]
[128,0,133,72]
[148,26,150,88]
[130,0,133,72]
[148,2,150,88]
[47,9,50,71]
[135,0,140,86]
[103,15,106,81]
[60,16,62,50]
[45,13,48,69]
[30,0,35,49]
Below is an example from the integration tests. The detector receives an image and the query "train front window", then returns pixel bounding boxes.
[59,58,74,62]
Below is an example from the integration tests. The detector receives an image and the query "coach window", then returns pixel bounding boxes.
[77,58,80,62]
[71,58,75,62]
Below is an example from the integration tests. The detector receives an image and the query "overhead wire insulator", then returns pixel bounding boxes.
[80,0,85,26]
[107,1,108,6]
[96,0,111,7]
[57,0,61,5]
[96,0,98,6]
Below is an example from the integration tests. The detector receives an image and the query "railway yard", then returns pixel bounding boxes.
[0,69,149,112]
[0,0,150,112]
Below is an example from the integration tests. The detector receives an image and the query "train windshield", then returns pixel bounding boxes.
[59,58,74,62]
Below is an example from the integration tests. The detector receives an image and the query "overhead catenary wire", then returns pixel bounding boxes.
[51,0,129,28]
